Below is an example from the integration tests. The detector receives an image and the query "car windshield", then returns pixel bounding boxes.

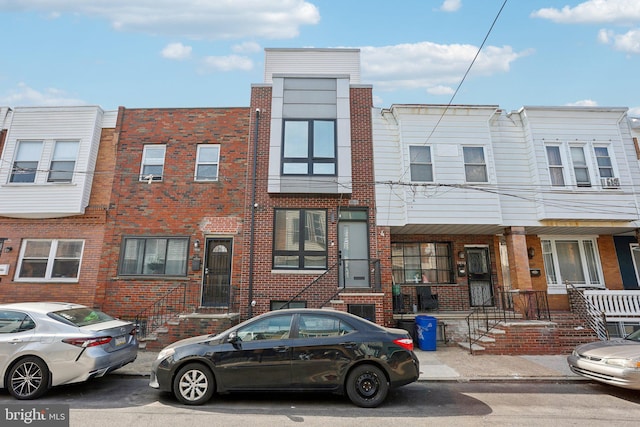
[624,329,640,342]
[49,307,115,327]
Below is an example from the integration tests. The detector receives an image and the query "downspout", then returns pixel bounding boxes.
[248,108,260,318]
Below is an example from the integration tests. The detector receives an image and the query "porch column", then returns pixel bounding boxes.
[503,226,533,291]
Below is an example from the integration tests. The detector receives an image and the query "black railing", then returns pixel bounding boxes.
[134,283,193,340]
[466,288,550,354]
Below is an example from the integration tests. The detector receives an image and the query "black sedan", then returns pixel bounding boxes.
[150,309,419,407]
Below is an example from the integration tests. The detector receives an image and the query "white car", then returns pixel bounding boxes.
[0,302,138,399]
[567,329,640,390]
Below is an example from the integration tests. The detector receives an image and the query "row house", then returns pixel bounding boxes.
[373,104,640,342]
[0,106,117,305]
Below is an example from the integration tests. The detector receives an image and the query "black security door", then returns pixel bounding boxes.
[202,238,232,307]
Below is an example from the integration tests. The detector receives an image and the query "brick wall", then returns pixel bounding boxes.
[97,107,251,319]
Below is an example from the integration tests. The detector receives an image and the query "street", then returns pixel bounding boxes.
[2,376,640,426]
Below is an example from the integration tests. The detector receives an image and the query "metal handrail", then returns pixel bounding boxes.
[134,283,191,340]
[566,282,609,340]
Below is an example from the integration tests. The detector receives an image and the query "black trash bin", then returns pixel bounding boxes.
[415,315,437,351]
[397,319,417,345]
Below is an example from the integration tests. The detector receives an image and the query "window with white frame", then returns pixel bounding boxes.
[282,120,336,176]
[119,237,188,276]
[10,141,43,183]
[409,146,433,182]
[570,146,591,187]
[273,209,327,269]
[541,237,603,292]
[545,146,565,186]
[48,141,79,183]
[462,146,488,182]
[195,144,220,181]
[140,145,166,181]
[16,239,84,281]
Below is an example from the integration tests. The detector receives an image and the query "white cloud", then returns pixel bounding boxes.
[200,55,254,72]
[0,82,85,107]
[427,85,455,96]
[531,0,640,25]
[0,0,320,39]
[161,42,192,60]
[439,0,461,12]
[599,28,640,53]
[232,41,262,54]
[566,99,598,107]
[360,42,530,92]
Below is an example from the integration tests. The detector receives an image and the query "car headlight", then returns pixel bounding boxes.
[604,358,640,368]
[157,347,175,361]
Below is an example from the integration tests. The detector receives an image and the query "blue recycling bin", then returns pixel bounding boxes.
[415,315,437,351]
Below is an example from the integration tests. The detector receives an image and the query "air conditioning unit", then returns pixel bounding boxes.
[600,177,620,188]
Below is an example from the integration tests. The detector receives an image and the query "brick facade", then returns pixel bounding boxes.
[96,107,251,319]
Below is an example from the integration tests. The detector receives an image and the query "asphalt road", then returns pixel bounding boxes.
[1,376,640,426]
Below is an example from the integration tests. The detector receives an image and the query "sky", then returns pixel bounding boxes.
[0,0,639,116]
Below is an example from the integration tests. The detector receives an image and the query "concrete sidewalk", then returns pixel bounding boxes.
[115,345,583,382]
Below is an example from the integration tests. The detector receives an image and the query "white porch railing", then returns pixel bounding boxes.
[584,290,640,322]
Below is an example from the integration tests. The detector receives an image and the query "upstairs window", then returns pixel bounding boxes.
[10,141,42,183]
[409,146,433,182]
[140,145,166,182]
[119,237,188,276]
[594,146,614,179]
[48,141,79,183]
[195,144,220,181]
[570,146,591,187]
[273,209,327,269]
[546,146,565,186]
[282,120,336,176]
[463,146,488,182]
[16,239,84,282]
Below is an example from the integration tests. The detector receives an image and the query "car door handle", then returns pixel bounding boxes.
[273,346,289,352]
[340,342,357,348]
[8,338,23,344]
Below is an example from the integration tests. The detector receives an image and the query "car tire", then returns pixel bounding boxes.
[7,356,49,400]
[345,364,389,408]
[173,363,215,405]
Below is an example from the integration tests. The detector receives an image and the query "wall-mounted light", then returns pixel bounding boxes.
[458,250,465,259]
[194,239,201,253]
[4,246,13,253]
[527,247,535,259]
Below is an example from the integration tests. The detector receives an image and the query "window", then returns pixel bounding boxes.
[409,146,433,182]
[236,314,293,341]
[546,146,565,186]
[119,237,188,276]
[391,242,453,284]
[10,141,43,183]
[570,146,591,187]
[48,141,79,182]
[463,146,487,182]
[273,209,327,269]
[195,144,220,181]
[298,314,355,338]
[17,239,84,281]
[541,237,603,292]
[282,119,336,176]
[140,145,166,181]
[594,146,614,178]
[271,300,307,310]
[0,311,36,334]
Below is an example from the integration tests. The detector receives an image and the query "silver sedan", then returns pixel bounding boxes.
[0,302,138,399]
[567,329,640,390]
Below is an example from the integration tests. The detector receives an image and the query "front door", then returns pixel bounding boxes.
[338,211,369,288]
[201,238,232,307]
[466,247,494,307]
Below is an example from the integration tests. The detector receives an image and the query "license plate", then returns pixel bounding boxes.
[115,336,126,346]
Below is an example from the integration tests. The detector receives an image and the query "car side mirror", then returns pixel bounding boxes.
[228,331,240,344]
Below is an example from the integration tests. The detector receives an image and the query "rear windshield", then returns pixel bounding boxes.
[48,308,115,327]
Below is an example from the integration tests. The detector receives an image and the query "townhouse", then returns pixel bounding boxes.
[0,106,117,305]
[2,48,639,352]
